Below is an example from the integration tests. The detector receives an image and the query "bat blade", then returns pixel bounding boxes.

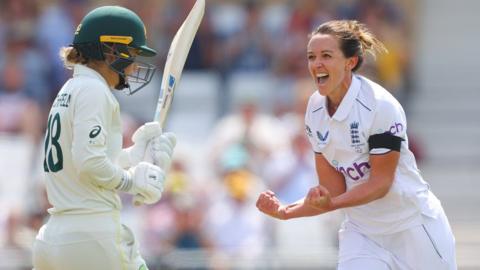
[154,0,205,127]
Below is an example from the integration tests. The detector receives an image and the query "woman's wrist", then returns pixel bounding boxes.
[276,205,289,220]
[329,197,339,211]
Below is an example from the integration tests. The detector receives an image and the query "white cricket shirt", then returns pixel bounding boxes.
[305,75,441,235]
[42,65,124,215]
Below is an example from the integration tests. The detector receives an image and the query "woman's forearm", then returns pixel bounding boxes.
[331,176,391,210]
[281,199,329,219]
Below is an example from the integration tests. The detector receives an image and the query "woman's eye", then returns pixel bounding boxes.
[308,55,315,60]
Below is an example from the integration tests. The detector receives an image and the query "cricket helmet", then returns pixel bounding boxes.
[73,6,157,94]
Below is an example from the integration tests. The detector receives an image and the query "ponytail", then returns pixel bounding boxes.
[311,20,387,72]
[59,46,90,69]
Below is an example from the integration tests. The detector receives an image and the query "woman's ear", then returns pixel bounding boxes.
[346,56,359,71]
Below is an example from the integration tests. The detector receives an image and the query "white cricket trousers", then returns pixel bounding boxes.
[337,208,456,270]
[32,211,147,270]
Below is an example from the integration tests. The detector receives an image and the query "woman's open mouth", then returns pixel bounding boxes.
[316,73,329,85]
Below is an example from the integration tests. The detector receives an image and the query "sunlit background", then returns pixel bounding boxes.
[0,0,478,269]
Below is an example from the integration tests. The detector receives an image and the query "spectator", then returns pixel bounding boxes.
[207,100,290,177]
[0,58,42,141]
[35,0,88,100]
[223,1,273,71]
[1,2,50,109]
[264,131,317,204]
[203,164,267,269]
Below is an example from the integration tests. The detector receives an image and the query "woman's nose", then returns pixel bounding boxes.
[313,58,324,68]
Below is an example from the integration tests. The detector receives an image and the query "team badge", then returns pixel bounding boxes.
[349,121,365,153]
[350,122,360,144]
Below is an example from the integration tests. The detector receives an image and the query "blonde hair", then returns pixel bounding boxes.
[310,20,388,72]
[59,46,90,69]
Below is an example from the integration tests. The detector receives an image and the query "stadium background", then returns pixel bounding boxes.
[0,0,478,269]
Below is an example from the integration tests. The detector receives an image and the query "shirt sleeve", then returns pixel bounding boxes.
[71,82,123,190]
[369,99,407,154]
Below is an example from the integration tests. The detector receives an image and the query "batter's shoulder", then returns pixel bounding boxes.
[72,76,116,103]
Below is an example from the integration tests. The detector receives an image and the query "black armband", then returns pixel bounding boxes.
[368,132,404,152]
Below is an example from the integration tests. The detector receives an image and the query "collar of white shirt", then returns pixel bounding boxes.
[330,75,361,122]
[73,64,110,88]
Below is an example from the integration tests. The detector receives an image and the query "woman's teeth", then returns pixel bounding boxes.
[317,73,329,84]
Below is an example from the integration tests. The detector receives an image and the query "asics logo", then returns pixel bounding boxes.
[89,125,102,138]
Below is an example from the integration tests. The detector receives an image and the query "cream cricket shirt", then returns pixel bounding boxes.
[305,75,441,235]
[43,65,124,215]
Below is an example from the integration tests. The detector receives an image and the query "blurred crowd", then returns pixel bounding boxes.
[0,0,416,268]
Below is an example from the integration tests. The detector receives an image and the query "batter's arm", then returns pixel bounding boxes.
[71,86,124,190]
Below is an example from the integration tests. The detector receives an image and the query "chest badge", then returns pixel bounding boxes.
[349,122,364,153]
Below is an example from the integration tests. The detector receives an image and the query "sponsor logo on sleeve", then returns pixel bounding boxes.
[89,125,102,139]
[333,160,371,181]
[389,122,404,135]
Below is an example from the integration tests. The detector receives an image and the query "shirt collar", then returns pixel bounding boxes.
[73,64,110,89]
[331,75,361,122]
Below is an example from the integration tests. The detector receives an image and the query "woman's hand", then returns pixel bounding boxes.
[256,190,286,220]
[304,185,333,211]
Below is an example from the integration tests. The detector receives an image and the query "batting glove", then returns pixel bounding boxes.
[117,122,162,169]
[147,132,176,171]
[117,161,165,205]
[132,132,176,206]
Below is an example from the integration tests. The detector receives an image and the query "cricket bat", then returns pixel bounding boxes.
[134,0,205,207]
[154,0,205,127]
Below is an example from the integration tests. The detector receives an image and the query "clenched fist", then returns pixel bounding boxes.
[304,185,332,210]
[256,190,286,220]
